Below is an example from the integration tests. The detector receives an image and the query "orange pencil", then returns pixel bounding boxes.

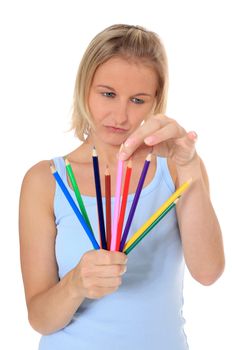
[105,165,111,250]
[115,159,132,251]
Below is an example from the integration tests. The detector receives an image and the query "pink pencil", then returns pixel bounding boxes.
[110,146,124,251]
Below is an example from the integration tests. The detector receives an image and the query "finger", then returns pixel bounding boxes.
[90,264,127,278]
[94,276,122,288]
[144,122,186,146]
[83,249,128,266]
[119,116,167,160]
[87,286,119,299]
[175,131,198,148]
[187,131,198,142]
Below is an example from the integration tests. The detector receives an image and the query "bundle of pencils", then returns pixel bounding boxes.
[50,147,191,255]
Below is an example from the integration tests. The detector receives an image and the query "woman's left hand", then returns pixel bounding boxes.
[119,114,198,167]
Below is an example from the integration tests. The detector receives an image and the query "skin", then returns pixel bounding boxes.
[19,56,225,335]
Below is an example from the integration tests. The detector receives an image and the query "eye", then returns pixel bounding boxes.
[131,97,144,104]
[102,92,116,98]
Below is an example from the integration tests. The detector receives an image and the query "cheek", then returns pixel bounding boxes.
[88,94,104,121]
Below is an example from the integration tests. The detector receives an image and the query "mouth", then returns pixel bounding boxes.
[104,125,129,133]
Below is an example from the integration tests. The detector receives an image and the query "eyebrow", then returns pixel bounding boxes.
[96,85,153,97]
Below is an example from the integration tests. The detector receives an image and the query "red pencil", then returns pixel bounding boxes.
[115,159,132,251]
[105,165,112,250]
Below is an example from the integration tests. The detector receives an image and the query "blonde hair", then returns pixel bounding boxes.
[71,24,169,141]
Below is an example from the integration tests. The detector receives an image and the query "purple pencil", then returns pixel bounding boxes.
[119,152,152,251]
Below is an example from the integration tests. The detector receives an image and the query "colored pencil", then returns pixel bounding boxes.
[50,164,100,250]
[65,158,93,233]
[123,178,192,251]
[123,199,179,255]
[119,152,152,251]
[105,165,112,250]
[115,159,132,251]
[110,147,124,251]
[92,147,107,250]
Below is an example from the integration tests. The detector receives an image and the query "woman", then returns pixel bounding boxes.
[19,24,225,349]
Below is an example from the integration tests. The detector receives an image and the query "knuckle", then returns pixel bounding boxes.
[81,251,91,264]
[80,266,90,278]
[112,265,121,276]
[96,249,111,264]
[152,113,163,121]
[82,279,90,290]
[151,116,162,128]
[117,265,123,275]
[103,253,112,265]
[81,274,92,288]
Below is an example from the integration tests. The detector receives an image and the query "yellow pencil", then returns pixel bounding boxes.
[123,178,192,251]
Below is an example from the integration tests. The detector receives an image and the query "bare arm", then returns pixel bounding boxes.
[19,161,127,335]
[119,113,225,285]
[175,155,225,285]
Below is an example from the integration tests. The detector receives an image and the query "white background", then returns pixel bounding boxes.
[0,0,232,349]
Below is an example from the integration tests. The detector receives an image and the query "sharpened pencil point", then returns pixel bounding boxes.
[127,159,132,168]
[50,164,56,173]
[146,152,152,162]
[92,146,97,157]
[65,157,70,166]
[105,165,110,176]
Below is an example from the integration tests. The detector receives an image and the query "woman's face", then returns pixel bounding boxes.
[88,56,158,146]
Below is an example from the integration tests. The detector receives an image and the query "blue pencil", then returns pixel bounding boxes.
[92,147,107,249]
[50,164,100,250]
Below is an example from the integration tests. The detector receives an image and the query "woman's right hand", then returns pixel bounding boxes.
[70,249,128,299]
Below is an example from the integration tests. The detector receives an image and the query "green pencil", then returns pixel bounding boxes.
[65,157,93,233]
[124,198,179,255]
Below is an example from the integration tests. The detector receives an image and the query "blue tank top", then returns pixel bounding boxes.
[39,156,189,350]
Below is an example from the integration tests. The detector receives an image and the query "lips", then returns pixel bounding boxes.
[104,125,128,133]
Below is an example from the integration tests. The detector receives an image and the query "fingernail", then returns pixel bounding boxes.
[119,152,128,161]
[121,266,127,275]
[189,131,198,140]
[124,138,135,147]
[192,131,198,138]
[144,136,157,145]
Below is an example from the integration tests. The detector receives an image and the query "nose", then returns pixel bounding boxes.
[114,99,128,125]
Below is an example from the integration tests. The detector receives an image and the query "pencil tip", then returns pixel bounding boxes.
[146,152,152,161]
[105,165,110,175]
[92,147,97,156]
[50,163,56,173]
[128,159,133,168]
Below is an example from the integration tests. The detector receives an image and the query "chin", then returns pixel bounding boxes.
[102,133,127,146]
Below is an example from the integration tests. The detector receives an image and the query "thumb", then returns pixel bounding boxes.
[187,131,198,142]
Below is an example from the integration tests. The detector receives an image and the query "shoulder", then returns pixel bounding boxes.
[22,160,54,188]
[20,160,55,211]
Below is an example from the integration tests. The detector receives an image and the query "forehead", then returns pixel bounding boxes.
[92,57,158,92]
